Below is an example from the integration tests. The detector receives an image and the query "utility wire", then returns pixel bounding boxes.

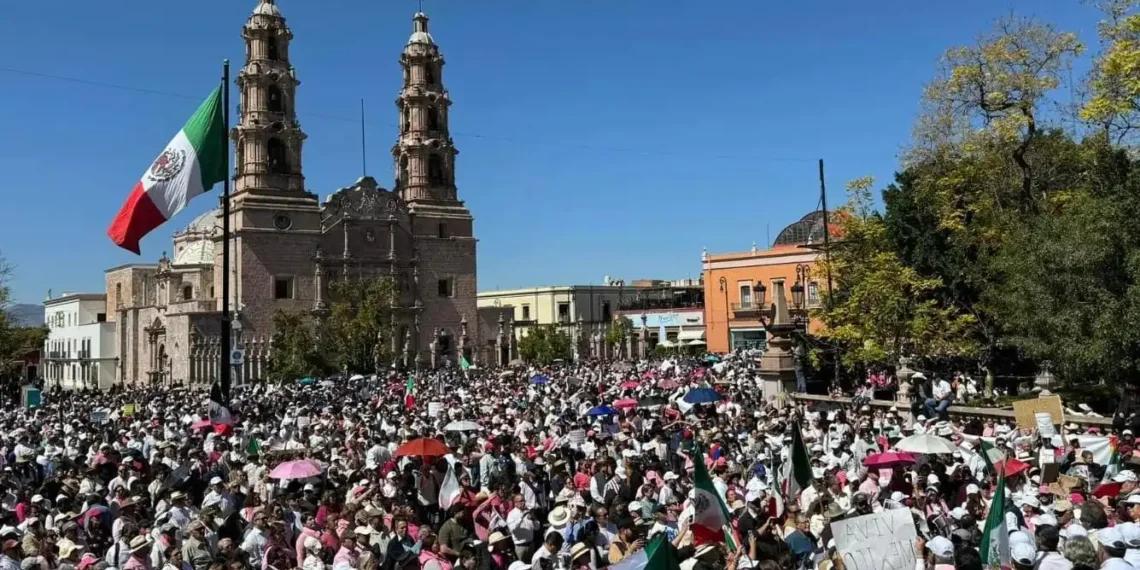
[0,66,820,163]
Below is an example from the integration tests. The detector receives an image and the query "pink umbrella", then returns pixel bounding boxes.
[658,379,680,390]
[619,381,639,390]
[269,459,322,480]
[191,419,212,431]
[862,452,916,468]
[613,398,638,409]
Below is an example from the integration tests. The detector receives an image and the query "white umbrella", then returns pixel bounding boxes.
[444,420,481,432]
[350,374,365,381]
[895,433,958,454]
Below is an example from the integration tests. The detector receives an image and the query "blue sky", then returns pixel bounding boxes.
[0,0,1099,304]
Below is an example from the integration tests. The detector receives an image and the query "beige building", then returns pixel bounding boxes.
[476,280,701,362]
[104,2,479,387]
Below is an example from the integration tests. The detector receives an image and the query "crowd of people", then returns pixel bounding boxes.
[0,355,1136,570]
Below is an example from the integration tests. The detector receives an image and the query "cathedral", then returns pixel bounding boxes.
[104,0,502,386]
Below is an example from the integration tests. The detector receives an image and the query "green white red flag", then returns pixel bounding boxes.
[404,375,416,409]
[691,441,736,549]
[107,85,226,254]
[980,466,1010,569]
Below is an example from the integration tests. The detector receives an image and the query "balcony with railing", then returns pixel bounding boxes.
[731,302,763,318]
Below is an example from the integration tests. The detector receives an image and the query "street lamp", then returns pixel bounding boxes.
[231,315,243,386]
[718,277,730,352]
[791,263,811,326]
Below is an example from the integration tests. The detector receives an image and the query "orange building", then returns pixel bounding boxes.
[702,211,832,353]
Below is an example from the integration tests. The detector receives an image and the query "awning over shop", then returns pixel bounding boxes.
[677,329,706,341]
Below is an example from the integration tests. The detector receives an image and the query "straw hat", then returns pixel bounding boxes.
[570,543,591,562]
[128,536,153,554]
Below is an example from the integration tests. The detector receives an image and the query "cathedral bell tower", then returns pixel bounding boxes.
[217,0,322,338]
[392,12,478,366]
[234,0,307,197]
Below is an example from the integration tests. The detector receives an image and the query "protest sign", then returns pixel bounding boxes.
[830,508,918,570]
[568,429,586,447]
[122,403,137,416]
[1035,412,1056,438]
[428,402,444,417]
[1013,396,1063,429]
[90,409,110,425]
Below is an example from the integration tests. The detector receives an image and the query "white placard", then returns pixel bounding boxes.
[296,416,311,429]
[1035,412,1056,438]
[830,508,918,570]
[428,402,444,417]
[568,429,586,448]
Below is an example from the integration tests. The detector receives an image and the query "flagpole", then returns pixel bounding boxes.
[220,59,232,404]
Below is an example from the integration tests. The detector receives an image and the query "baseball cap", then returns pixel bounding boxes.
[1123,494,1140,506]
[1011,543,1037,566]
[927,536,953,558]
[1097,526,1127,550]
[1118,522,1140,548]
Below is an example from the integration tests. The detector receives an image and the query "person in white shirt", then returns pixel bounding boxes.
[925,377,953,419]
[506,494,538,562]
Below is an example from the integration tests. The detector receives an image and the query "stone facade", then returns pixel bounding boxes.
[104,1,478,388]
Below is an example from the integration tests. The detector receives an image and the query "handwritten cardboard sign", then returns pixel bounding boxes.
[830,508,918,570]
[1013,396,1064,429]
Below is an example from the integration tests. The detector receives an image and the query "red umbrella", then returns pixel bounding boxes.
[394,438,450,458]
[619,381,640,390]
[191,419,212,431]
[613,398,638,409]
[995,457,1031,478]
[862,452,916,468]
[1093,482,1122,499]
[658,380,680,390]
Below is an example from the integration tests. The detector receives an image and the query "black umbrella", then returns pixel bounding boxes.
[638,396,668,409]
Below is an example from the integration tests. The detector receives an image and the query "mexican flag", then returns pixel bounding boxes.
[460,355,471,370]
[108,85,227,254]
[783,421,814,499]
[246,437,261,456]
[404,376,416,409]
[979,439,1004,474]
[608,533,681,570]
[438,462,461,510]
[980,467,1010,569]
[691,441,736,549]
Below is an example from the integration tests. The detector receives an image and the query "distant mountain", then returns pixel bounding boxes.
[6,304,43,327]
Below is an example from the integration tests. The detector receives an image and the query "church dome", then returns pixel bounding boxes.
[773,210,833,247]
[172,209,219,266]
[182,209,220,236]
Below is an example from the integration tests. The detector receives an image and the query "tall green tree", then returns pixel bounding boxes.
[0,254,49,380]
[1083,0,1140,143]
[815,178,978,370]
[267,275,398,379]
[517,325,572,365]
[266,310,331,383]
[605,316,633,354]
[989,139,1140,386]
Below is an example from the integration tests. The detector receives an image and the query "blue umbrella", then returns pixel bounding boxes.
[299,378,315,385]
[586,405,616,417]
[530,375,550,385]
[683,387,721,404]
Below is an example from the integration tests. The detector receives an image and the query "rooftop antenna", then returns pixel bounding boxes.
[360,98,367,177]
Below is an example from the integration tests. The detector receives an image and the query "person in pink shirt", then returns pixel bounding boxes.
[294,517,323,568]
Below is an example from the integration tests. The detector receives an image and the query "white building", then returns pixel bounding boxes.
[42,293,116,390]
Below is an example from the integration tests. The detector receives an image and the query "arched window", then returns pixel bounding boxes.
[427,155,444,185]
[399,155,409,186]
[426,107,439,131]
[266,38,279,61]
[267,85,284,113]
[267,138,290,174]
[402,110,410,134]
[423,65,435,85]
[438,222,448,238]
[182,285,193,300]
